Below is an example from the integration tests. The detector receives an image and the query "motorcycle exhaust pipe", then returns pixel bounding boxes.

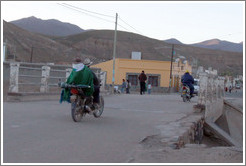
[85,105,92,112]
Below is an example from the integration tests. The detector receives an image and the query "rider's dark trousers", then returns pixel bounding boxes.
[187,83,194,95]
[93,85,100,103]
[140,82,145,95]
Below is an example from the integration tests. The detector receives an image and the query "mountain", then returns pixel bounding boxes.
[10,16,85,36]
[10,17,243,53]
[3,21,243,76]
[191,39,243,53]
[164,38,183,45]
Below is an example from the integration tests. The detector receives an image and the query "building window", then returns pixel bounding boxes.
[148,76,158,87]
[128,75,138,86]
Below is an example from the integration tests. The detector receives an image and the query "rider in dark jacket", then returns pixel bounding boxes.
[181,70,195,96]
[83,58,100,108]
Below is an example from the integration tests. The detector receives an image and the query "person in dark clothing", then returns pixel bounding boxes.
[83,58,100,106]
[181,70,195,96]
[138,70,147,95]
[126,79,131,94]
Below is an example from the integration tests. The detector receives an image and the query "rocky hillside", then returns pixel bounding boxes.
[10,16,85,36]
[191,39,243,53]
[164,38,243,53]
[3,21,243,76]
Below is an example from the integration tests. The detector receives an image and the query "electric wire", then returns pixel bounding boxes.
[118,16,143,35]
[58,3,143,35]
[57,3,114,24]
[62,3,115,18]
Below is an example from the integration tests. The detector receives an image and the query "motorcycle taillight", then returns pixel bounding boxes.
[183,86,186,90]
[71,88,79,94]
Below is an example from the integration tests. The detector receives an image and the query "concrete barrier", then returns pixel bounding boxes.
[194,66,243,148]
[197,67,225,123]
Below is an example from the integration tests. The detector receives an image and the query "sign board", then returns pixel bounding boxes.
[131,52,141,60]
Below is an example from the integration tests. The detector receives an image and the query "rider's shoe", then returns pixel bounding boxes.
[93,103,100,110]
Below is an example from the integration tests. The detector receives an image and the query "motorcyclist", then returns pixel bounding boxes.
[83,58,100,109]
[181,70,195,96]
[60,57,94,103]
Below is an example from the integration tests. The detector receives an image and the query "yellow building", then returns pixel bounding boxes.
[92,58,192,91]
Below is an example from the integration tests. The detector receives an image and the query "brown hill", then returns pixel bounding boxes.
[191,39,243,53]
[3,21,243,76]
[10,16,85,37]
[55,30,243,76]
[3,21,95,63]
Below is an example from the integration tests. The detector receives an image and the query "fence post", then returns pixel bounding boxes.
[9,62,20,93]
[40,66,50,93]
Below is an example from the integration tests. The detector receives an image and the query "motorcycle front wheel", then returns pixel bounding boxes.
[93,96,104,118]
[71,98,83,122]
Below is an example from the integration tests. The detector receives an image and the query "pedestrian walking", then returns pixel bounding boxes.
[229,85,232,93]
[126,79,131,94]
[138,70,147,95]
[121,79,126,93]
[147,83,152,94]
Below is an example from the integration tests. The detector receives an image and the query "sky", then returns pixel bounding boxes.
[1,1,245,44]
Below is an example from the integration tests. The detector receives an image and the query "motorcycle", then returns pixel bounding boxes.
[181,83,191,102]
[58,82,104,122]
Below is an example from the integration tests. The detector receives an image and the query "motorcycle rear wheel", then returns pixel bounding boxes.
[93,96,104,118]
[182,96,187,102]
[71,99,83,122]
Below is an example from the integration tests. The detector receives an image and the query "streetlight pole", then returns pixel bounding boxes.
[112,13,118,93]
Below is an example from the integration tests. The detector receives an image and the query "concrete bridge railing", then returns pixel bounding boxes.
[197,66,225,123]
[195,66,242,147]
[7,62,105,94]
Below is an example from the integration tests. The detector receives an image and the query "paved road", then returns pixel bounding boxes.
[3,94,196,163]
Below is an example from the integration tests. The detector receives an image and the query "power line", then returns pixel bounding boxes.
[62,3,115,18]
[57,3,143,35]
[117,23,130,32]
[63,3,143,35]
[118,16,143,35]
[57,3,114,24]
[57,3,148,38]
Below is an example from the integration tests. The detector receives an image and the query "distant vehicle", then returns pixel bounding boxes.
[235,84,241,89]
[193,79,200,95]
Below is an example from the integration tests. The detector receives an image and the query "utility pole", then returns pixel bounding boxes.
[168,44,174,93]
[112,13,118,93]
[3,42,6,62]
[30,46,34,63]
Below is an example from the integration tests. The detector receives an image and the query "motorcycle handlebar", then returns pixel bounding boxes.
[58,82,91,89]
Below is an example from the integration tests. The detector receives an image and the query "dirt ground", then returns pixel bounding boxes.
[127,132,243,163]
[128,97,244,163]
[130,143,243,163]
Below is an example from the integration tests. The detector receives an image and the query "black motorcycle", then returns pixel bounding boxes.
[59,82,104,122]
[181,83,191,102]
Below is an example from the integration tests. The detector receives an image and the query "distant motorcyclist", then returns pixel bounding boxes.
[181,70,195,96]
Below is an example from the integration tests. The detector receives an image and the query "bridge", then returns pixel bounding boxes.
[2,62,243,163]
